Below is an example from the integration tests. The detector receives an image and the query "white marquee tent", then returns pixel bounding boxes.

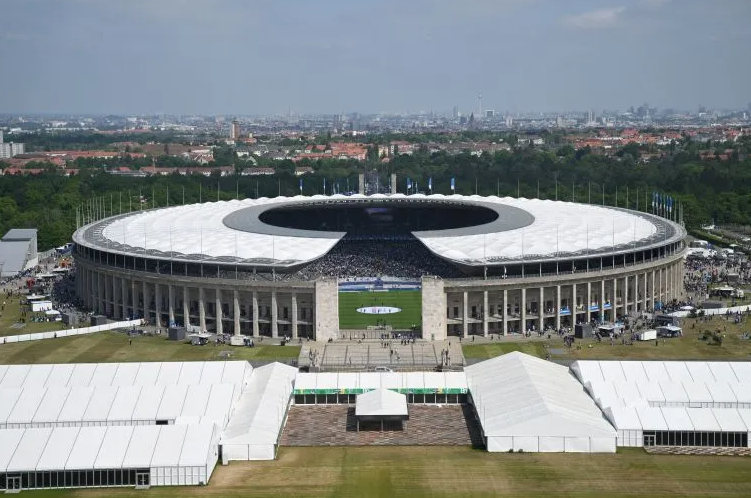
[466,352,616,453]
[571,360,751,448]
[220,362,297,462]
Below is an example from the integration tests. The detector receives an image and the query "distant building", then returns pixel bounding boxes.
[0,228,38,277]
[505,116,513,128]
[230,120,241,141]
[485,110,495,118]
[0,142,25,159]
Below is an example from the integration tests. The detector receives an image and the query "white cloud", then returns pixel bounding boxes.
[562,6,626,29]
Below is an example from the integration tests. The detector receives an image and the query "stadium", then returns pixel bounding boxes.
[72,193,686,342]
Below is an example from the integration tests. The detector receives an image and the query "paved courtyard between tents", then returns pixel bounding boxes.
[281,404,483,446]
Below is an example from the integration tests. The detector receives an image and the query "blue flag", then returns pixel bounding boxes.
[407,178,412,190]
[299,178,303,193]
[451,178,456,191]
[323,177,326,194]
[428,177,432,190]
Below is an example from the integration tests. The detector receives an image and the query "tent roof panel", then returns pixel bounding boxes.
[0,429,24,471]
[64,426,107,469]
[155,385,189,421]
[635,406,668,431]
[620,362,648,383]
[703,381,737,403]
[150,424,187,467]
[640,361,670,380]
[316,372,339,390]
[570,360,604,384]
[711,409,748,432]
[663,362,692,382]
[423,372,447,388]
[111,362,141,387]
[685,408,720,431]
[0,365,31,388]
[56,387,95,423]
[220,361,252,387]
[604,406,642,430]
[729,362,751,381]
[0,388,23,424]
[737,410,751,430]
[81,386,118,422]
[176,362,205,386]
[178,423,216,467]
[685,362,715,383]
[707,362,740,383]
[106,386,142,422]
[0,365,8,385]
[20,364,52,387]
[729,383,751,403]
[44,364,75,387]
[31,387,71,423]
[121,425,161,468]
[6,387,47,424]
[444,371,469,389]
[131,386,166,422]
[35,427,80,471]
[93,426,135,469]
[660,408,694,431]
[198,362,225,385]
[89,363,119,387]
[154,362,183,386]
[67,363,98,387]
[658,380,689,403]
[355,389,408,417]
[599,361,627,383]
[203,384,235,425]
[133,362,162,386]
[180,384,213,418]
[6,427,52,472]
[681,381,713,403]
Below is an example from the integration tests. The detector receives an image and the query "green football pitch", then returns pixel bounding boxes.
[338,290,422,330]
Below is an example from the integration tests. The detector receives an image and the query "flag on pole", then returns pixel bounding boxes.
[323,177,326,195]
[652,191,656,212]
[450,178,456,192]
[428,177,433,191]
[407,178,412,191]
[299,178,303,193]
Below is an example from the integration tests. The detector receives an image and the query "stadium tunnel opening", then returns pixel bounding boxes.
[258,202,499,234]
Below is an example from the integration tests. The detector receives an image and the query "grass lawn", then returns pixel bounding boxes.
[0,294,67,337]
[0,331,300,365]
[463,316,751,361]
[338,290,422,330]
[14,446,751,498]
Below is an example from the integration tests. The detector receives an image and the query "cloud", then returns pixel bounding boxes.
[561,6,626,29]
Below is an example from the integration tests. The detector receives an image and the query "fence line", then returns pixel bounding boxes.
[1,319,145,345]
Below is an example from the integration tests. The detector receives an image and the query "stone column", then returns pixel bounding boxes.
[634,273,640,312]
[168,284,175,327]
[198,287,206,332]
[623,275,630,313]
[572,283,577,324]
[585,282,591,323]
[482,291,489,337]
[651,270,656,311]
[538,287,544,332]
[462,291,468,338]
[252,291,259,337]
[142,280,149,323]
[613,277,618,316]
[643,272,648,313]
[502,289,508,336]
[110,275,119,319]
[121,277,128,320]
[271,292,279,338]
[658,268,663,304]
[131,279,136,319]
[600,279,606,321]
[555,285,561,330]
[183,286,190,328]
[103,274,110,316]
[521,288,527,333]
[291,292,298,340]
[233,289,241,336]
[215,288,223,335]
[154,283,162,328]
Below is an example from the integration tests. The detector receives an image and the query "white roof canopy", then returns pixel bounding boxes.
[355,389,408,418]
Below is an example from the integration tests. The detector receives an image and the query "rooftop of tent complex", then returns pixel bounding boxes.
[0,361,296,490]
[1,355,751,491]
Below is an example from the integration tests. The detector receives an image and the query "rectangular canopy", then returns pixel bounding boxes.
[35,427,80,471]
[355,389,408,418]
[6,428,52,472]
[64,426,107,469]
[93,426,134,469]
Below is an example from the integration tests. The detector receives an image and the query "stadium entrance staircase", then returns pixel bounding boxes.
[297,338,465,372]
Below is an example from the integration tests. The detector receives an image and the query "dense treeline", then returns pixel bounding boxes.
[1,136,750,250]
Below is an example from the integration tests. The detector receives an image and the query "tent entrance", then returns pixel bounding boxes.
[643,433,656,446]
[135,472,150,489]
[6,474,21,491]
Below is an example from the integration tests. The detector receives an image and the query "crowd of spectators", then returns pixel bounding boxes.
[294,237,464,279]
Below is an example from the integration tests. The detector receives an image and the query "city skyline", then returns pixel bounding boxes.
[0,0,749,115]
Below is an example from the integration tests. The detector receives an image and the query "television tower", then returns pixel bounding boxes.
[477,92,483,119]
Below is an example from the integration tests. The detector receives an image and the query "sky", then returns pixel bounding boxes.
[0,0,749,115]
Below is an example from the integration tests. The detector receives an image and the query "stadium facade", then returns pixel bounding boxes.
[72,194,686,340]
